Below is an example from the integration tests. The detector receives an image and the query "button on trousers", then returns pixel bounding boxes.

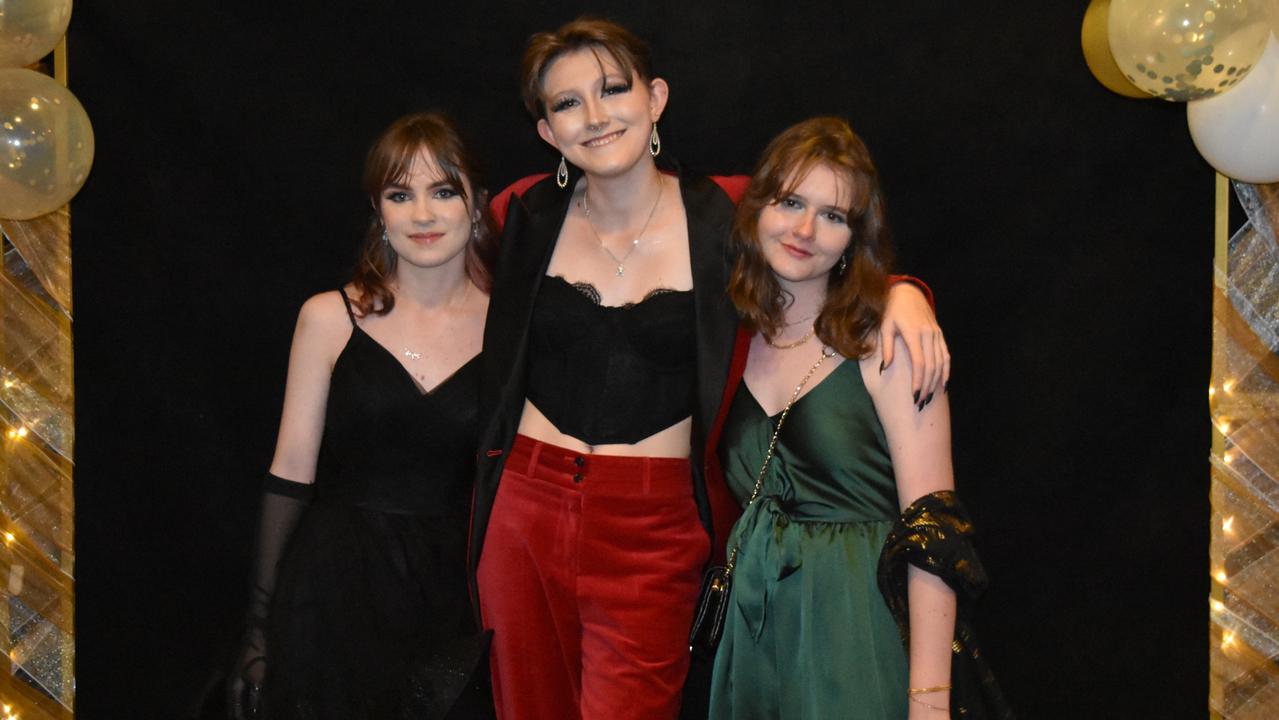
[478,434,710,720]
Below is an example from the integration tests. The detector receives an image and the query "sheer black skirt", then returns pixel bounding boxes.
[264,501,491,720]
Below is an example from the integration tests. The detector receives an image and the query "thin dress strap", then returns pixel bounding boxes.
[335,287,358,327]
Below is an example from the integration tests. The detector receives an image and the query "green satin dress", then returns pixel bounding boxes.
[708,358,908,720]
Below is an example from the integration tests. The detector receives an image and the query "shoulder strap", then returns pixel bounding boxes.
[335,287,358,327]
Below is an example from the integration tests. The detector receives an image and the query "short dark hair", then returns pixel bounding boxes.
[521,17,652,119]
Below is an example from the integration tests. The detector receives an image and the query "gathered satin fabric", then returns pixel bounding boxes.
[709,359,908,720]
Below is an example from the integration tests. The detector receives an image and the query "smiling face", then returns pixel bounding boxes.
[534,47,668,180]
[378,148,475,275]
[756,162,856,289]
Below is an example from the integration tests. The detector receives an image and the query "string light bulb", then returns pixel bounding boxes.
[1222,630,1237,651]
[1223,516,1235,535]
[1211,599,1225,613]
[1223,379,1235,394]
[1208,385,1216,397]
[1215,568,1229,584]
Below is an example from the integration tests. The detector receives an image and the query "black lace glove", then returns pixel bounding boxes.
[227,473,313,720]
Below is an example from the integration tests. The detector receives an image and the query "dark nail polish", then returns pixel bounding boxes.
[916,401,925,413]
[912,390,920,403]
[879,361,885,375]
[944,380,950,394]
[924,392,934,407]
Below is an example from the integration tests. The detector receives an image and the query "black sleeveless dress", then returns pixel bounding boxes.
[263,290,490,719]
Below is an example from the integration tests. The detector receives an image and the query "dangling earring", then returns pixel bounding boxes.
[649,125,661,157]
[837,254,848,275]
[556,156,569,189]
[381,228,389,245]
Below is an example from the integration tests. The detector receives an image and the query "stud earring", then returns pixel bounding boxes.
[556,156,569,189]
[649,125,661,157]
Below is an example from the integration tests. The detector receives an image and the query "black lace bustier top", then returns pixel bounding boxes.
[525,275,697,445]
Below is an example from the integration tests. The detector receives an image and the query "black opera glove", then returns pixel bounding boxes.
[227,473,313,720]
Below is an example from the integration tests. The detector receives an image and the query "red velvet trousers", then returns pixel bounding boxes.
[477,434,710,720]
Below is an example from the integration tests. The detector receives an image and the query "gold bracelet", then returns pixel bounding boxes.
[908,684,952,695]
[909,694,950,712]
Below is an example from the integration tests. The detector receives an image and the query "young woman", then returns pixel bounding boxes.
[470,19,950,720]
[228,112,495,720]
[709,116,995,719]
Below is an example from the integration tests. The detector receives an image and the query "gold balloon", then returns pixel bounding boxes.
[1082,0,1153,98]
[0,0,73,69]
[1109,0,1272,102]
[0,68,94,220]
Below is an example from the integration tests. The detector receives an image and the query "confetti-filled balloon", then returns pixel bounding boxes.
[0,68,94,220]
[1109,0,1271,101]
[1082,0,1152,98]
[1188,34,1279,183]
[0,0,72,69]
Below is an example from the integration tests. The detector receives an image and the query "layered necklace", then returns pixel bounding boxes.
[766,327,815,350]
[580,178,664,277]
[766,314,817,350]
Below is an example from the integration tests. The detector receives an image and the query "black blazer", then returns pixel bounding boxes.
[468,169,740,598]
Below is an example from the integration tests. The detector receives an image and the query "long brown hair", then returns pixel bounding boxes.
[728,116,894,359]
[520,17,653,120]
[351,112,498,316]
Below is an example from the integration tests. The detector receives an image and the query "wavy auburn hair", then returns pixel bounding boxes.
[520,17,653,120]
[728,116,894,359]
[351,112,498,316]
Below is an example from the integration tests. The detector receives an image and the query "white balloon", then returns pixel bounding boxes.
[1188,34,1279,183]
[0,0,72,69]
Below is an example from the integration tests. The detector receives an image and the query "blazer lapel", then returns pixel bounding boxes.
[681,174,739,453]
[479,174,575,445]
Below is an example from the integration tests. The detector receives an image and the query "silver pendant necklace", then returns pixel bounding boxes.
[581,179,664,277]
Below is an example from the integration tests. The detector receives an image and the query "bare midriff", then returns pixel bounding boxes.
[516,399,693,458]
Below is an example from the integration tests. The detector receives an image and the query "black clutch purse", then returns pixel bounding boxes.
[688,565,731,658]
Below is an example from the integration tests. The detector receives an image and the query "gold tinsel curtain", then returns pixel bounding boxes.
[0,202,74,719]
[1210,180,1279,719]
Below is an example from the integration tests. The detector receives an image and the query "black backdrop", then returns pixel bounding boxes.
[68,2,1212,718]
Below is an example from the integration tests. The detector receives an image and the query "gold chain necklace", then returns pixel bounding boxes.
[581,179,664,277]
[766,326,815,350]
